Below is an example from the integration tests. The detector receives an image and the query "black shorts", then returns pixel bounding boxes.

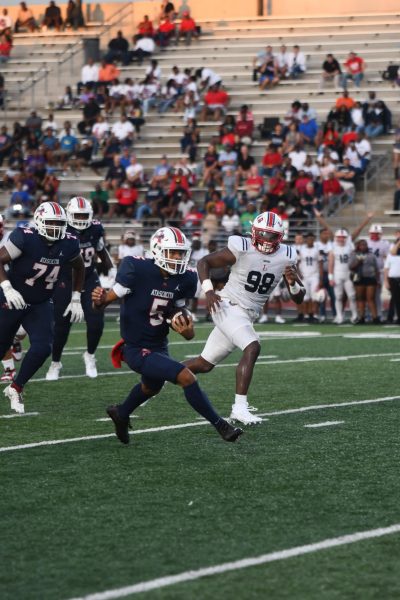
[354,277,377,286]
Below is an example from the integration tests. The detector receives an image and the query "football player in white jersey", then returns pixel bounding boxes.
[184,212,305,425]
[367,224,390,319]
[298,232,323,322]
[315,227,335,321]
[328,229,357,324]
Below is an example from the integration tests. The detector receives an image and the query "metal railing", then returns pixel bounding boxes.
[362,151,391,209]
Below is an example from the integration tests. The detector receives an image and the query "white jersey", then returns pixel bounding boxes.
[298,245,322,278]
[189,248,207,269]
[316,240,333,273]
[221,236,296,312]
[332,241,354,279]
[367,239,390,271]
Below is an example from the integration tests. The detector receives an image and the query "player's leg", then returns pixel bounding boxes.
[303,277,313,320]
[184,324,234,375]
[1,349,16,382]
[0,308,21,386]
[258,299,269,324]
[344,278,357,322]
[82,280,105,378]
[46,283,72,381]
[366,284,378,321]
[334,279,344,323]
[310,276,320,321]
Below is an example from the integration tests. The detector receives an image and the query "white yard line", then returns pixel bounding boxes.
[0,396,398,454]
[304,421,344,428]
[0,412,39,419]
[95,416,138,422]
[67,523,400,600]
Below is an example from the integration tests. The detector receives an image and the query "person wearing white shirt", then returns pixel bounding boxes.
[43,113,59,133]
[287,45,306,78]
[111,114,135,142]
[145,59,162,82]
[384,236,400,323]
[91,114,110,154]
[275,44,289,78]
[130,36,155,64]
[78,58,99,93]
[0,8,12,32]
[118,231,144,263]
[125,155,144,185]
[344,142,362,171]
[355,132,371,171]
[288,146,307,171]
[178,196,194,219]
[221,208,241,234]
[351,102,364,131]
[197,67,222,89]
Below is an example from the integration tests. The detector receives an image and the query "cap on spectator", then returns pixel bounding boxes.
[278,201,286,207]
[123,231,136,242]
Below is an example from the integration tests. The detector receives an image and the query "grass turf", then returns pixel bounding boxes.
[0,321,400,599]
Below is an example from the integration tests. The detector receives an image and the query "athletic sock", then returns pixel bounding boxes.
[183,381,220,425]
[118,384,151,419]
[233,394,248,409]
[11,382,23,393]
[2,358,15,370]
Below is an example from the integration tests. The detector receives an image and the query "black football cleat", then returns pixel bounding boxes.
[215,418,243,442]
[106,405,131,445]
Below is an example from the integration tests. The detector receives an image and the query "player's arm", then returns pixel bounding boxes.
[0,245,27,309]
[92,287,119,309]
[170,309,194,340]
[97,247,113,274]
[197,247,236,312]
[350,211,374,241]
[327,251,335,286]
[319,258,324,288]
[282,265,306,304]
[70,254,85,293]
[0,247,12,282]
[313,209,333,237]
[92,256,135,309]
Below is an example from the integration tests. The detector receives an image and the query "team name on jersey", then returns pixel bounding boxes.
[39,257,60,265]
[151,289,174,299]
[80,241,95,249]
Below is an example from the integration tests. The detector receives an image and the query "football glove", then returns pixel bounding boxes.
[0,280,27,310]
[63,291,84,323]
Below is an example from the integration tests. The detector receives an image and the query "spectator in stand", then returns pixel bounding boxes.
[319,54,341,91]
[322,172,343,214]
[0,126,13,166]
[43,1,63,31]
[287,45,306,79]
[98,60,120,85]
[350,101,364,131]
[105,31,130,66]
[236,144,255,181]
[259,56,280,89]
[218,142,237,173]
[201,202,219,244]
[91,114,110,155]
[335,89,355,110]
[109,182,138,219]
[318,121,340,151]
[90,182,109,218]
[25,110,42,138]
[289,144,307,171]
[284,100,303,128]
[105,154,126,192]
[8,181,33,217]
[245,165,264,201]
[135,15,154,41]
[299,181,321,216]
[239,202,258,235]
[289,203,309,232]
[298,114,318,146]
[267,170,287,208]
[0,33,12,63]
[200,85,229,121]
[364,101,387,138]
[117,232,144,263]
[221,207,241,234]
[355,131,371,171]
[235,105,254,144]
[335,158,356,200]
[78,58,99,94]
[0,73,4,108]
[110,113,135,147]
[252,45,275,82]
[15,2,36,32]
[0,9,13,34]
[138,179,165,219]
[196,67,222,90]
[125,154,144,187]
[262,143,283,176]
[341,51,365,89]
[176,11,197,45]
[65,0,84,30]
[275,44,289,79]
[394,179,400,211]
[202,143,219,186]
[156,16,176,49]
[177,194,195,221]
[160,0,176,20]
[129,35,155,64]
[77,96,100,135]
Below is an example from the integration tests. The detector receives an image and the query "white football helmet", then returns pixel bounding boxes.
[313,288,327,304]
[66,196,93,230]
[34,202,67,242]
[251,212,285,254]
[334,229,349,246]
[369,224,382,240]
[150,227,191,275]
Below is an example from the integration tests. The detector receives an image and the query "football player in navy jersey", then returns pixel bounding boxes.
[92,226,243,445]
[0,202,85,413]
[46,197,113,381]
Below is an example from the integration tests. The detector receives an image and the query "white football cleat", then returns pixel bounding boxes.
[230,405,263,425]
[275,315,286,324]
[258,314,268,324]
[83,352,98,378]
[4,384,25,414]
[1,368,16,382]
[333,316,344,325]
[46,361,62,381]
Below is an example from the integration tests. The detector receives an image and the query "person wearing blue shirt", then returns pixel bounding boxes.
[0,202,85,413]
[298,115,319,146]
[92,226,243,445]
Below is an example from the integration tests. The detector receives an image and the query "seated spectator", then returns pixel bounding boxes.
[319,53,341,90]
[299,181,321,216]
[125,154,144,187]
[138,179,165,219]
[155,15,176,49]
[43,1,62,31]
[78,58,99,94]
[98,60,120,85]
[319,120,340,150]
[322,172,343,213]
[202,143,220,186]
[160,0,176,21]
[135,15,154,41]
[288,144,307,171]
[350,101,364,131]
[267,170,287,208]
[118,232,144,262]
[42,127,59,165]
[259,57,279,89]
[8,181,33,217]
[90,183,109,218]
[245,165,264,200]
[158,78,179,114]
[275,44,289,79]
[218,142,237,173]
[15,2,36,32]
[344,141,363,174]
[65,0,84,30]
[54,124,79,174]
[196,66,222,90]
[298,114,318,146]
[239,202,258,235]
[294,169,312,198]
[335,90,355,112]
[105,30,130,66]
[284,100,303,127]
[221,207,241,234]
[104,154,125,191]
[129,35,155,65]
[364,101,387,138]
[176,11,198,46]
[252,45,275,82]
[236,144,255,180]
[201,203,219,244]
[180,118,199,162]
[393,128,400,179]
[200,85,229,121]
[355,131,371,171]
[271,200,289,224]
[78,96,100,135]
[235,105,254,144]
[182,206,204,230]
[0,33,12,63]
[262,143,283,176]
[109,182,138,219]
[221,168,237,208]
[341,51,365,89]
[177,194,195,221]
[111,113,135,147]
[287,45,306,79]
[0,125,13,166]
[300,102,317,122]
[335,158,356,200]
[91,114,110,155]
[342,125,358,148]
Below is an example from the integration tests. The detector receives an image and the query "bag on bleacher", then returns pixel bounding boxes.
[382,65,399,81]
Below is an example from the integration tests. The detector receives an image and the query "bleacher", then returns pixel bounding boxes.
[1,10,399,245]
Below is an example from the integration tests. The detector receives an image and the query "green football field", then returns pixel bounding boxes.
[1,320,400,600]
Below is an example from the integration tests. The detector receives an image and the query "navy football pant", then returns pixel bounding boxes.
[51,276,104,361]
[0,300,54,387]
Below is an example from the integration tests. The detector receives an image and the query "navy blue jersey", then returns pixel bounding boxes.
[2,227,80,304]
[115,257,197,349]
[59,221,105,282]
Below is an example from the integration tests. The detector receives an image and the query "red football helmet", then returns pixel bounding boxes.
[251,211,285,254]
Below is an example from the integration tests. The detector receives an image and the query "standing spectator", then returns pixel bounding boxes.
[15,2,36,32]
[42,1,63,31]
[287,45,306,78]
[176,11,197,45]
[349,239,379,323]
[384,236,400,323]
[90,183,109,218]
[341,51,365,89]
[319,54,341,90]
[78,58,99,94]
[65,0,84,30]
[105,31,130,66]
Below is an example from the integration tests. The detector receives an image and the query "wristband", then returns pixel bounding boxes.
[289,281,301,295]
[328,274,333,281]
[71,291,82,301]
[201,279,214,293]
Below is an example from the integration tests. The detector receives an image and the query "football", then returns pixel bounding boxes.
[166,307,193,329]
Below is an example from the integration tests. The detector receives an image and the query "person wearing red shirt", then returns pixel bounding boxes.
[176,11,198,45]
[322,172,343,213]
[267,171,287,207]
[245,165,264,200]
[335,90,355,110]
[200,85,229,121]
[136,15,154,40]
[156,16,175,48]
[294,170,312,198]
[271,201,289,222]
[262,143,283,176]
[110,183,139,219]
[341,52,365,89]
[0,34,12,63]
[342,129,358,147]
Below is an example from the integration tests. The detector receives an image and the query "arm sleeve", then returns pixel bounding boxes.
[6,228,26,258]
[227,235,250,260]
[115,257,136,291]
[67,236,81,262]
